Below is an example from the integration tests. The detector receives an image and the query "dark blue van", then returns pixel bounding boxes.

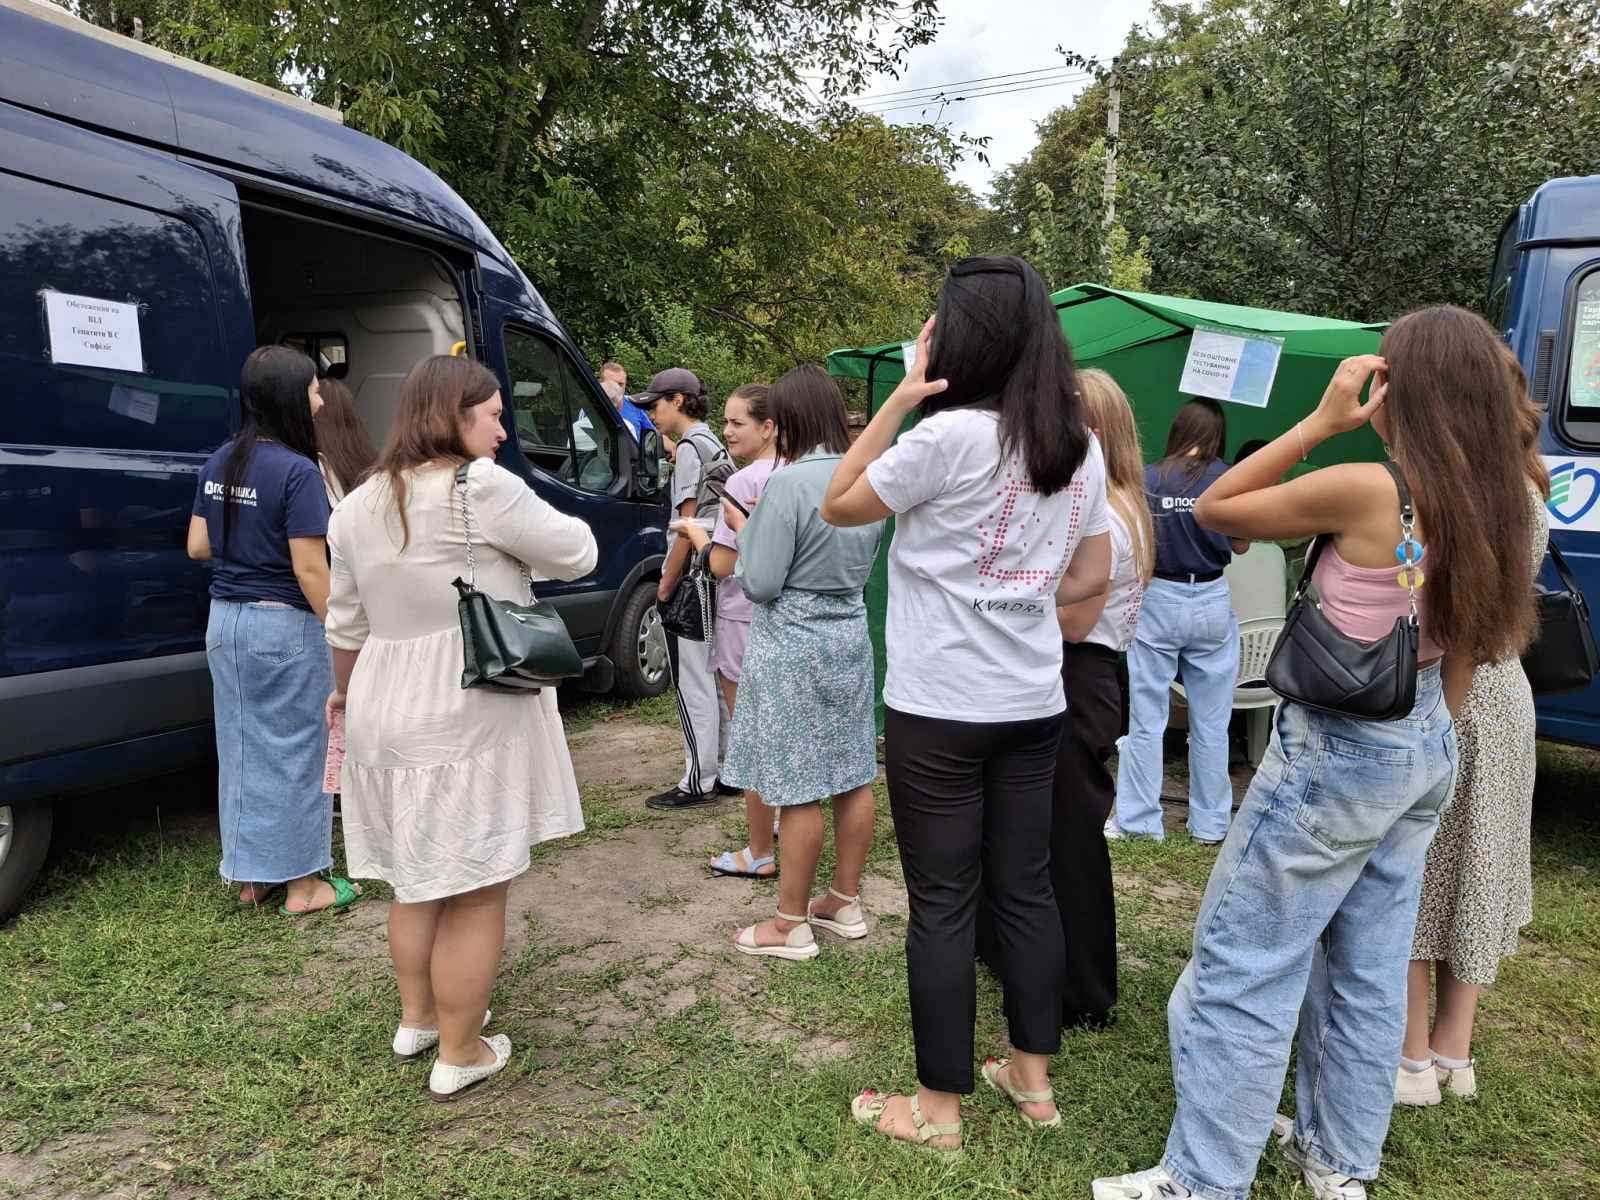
[1489,173,1600,748]
[0,0,670,916]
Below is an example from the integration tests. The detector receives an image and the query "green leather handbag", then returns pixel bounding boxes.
[452,464,583,692]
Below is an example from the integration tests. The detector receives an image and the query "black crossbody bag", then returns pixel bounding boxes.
[1522,536,1599,695]
[1264,461,1420,721]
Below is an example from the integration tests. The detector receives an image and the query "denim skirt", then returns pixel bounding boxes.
[206,599,334,883]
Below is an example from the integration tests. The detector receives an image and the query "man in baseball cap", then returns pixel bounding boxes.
[641,367,738,811]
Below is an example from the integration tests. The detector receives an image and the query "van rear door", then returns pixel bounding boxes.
[0,101,251,798]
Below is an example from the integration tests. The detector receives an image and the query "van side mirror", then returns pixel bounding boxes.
[634,429,663,497]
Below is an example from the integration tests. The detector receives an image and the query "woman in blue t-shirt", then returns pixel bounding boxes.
[1108,398,1247,845]
[186,346,360,915]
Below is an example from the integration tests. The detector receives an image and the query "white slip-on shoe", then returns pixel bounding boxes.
[1090,1164,1193,1199]
[809,888,869,939]
[428,1034,511,1101]
[1272,1114,1368,1200]
[734,912,819,961]
[393,1008,492,1060]
[1438,1060,1477,1099]
[1393,1062,1443,1106]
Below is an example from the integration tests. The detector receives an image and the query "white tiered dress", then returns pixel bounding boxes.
[325,458,597,903]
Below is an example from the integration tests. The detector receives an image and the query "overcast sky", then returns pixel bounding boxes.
[847,0,1163,197]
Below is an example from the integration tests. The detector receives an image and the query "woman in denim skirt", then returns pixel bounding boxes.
[187,346,358,916]
[1092,308,1539,1200]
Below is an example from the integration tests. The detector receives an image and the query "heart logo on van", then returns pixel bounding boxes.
[1548,461,1600,526]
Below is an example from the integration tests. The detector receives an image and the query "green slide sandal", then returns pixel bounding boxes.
[279,876,363,917]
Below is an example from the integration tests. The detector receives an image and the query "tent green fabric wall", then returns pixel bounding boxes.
[825,282,1390,730]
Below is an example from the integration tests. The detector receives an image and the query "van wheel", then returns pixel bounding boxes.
[0,802,53,922]
[610,582,671,698]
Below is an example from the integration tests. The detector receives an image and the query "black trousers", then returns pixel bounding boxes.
[978,641,1124,1027]
[885,707,1064,1094]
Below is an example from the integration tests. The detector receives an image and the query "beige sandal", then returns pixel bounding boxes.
[733,911,818,961]
[808,887,869,939]
[851,1089,963,1155]
[981,1057,1061,1128]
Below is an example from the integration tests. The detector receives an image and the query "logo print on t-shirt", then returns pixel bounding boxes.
[975,472,1084,590]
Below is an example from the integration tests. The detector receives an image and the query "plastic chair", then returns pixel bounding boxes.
[1170,543,1289,767]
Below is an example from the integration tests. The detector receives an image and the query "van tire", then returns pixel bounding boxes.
[0,801,53,922]
[609,582,671,698]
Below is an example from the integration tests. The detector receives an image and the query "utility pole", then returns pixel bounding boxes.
[1102,56,1121,229]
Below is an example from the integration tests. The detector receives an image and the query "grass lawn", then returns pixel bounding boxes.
[1,715,1596,1199]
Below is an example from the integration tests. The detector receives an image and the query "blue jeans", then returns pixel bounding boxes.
[1115,577,1239,841]
[1160,665,1457,1200]
[207,599,334,884]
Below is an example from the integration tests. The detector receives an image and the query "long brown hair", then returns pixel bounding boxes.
[371,355,501,548]
[1156,398,1226,489]
[1078,369,1153,583]
[769,365,851,462]
[314,377,376,497]
[1499,343,1550,499]
[1383,307,1535,663]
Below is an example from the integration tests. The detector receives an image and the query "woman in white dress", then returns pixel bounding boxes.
[325,356,597,1100]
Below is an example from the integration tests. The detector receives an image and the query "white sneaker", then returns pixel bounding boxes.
[809,889,869,939]
[1393,1063,1442,1106]
[428,1033,512,1101]
[1103,821,1132,841]
[393,1008,492,1060]
[1090,1165,1193,1199]
[1272,1115,1368,1199]
[1438,1060,1477,1099]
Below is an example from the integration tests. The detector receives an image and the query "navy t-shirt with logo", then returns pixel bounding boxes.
[1145,457,1233,577]
[191,440,330,609]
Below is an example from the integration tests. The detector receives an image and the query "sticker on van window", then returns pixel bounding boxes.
[41,290,144,373]
[109,385,160,425]
[1544,456,1600,532]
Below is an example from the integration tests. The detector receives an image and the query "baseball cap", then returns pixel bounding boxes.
[640,367,703,402]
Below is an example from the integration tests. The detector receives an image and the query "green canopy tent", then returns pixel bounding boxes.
[825,282,1390,729]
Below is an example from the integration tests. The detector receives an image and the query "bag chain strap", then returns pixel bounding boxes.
[456,465,532,601]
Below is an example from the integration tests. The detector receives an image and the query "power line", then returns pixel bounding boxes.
[859,71,1094,112]
[855,62,1096,105]
[864,74,1094,116]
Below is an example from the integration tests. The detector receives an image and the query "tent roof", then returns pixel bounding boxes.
[827,282,1388,381]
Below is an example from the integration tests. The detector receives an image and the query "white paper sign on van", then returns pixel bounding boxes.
[1543,456,1600,534]
[41,291,144,373]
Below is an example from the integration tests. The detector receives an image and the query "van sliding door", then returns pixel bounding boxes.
[0,102,252,790]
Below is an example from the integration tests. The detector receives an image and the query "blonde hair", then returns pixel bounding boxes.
[1077,368,1153,583]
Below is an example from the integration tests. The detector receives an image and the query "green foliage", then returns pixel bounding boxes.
[610,302,752,412]
[990,0,1600,320]
[65,0,979,377]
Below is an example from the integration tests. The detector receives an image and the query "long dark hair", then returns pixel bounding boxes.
[923,255,1088,494]
[1382,307,1535,664]
[1155,398,1227,489]
[315,377,377,496]
[221,346,319,547]
[371,355,500,549]
[769,365,851,461]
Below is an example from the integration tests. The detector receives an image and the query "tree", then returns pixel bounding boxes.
[990,0,1600,320]
[66,0,978,372]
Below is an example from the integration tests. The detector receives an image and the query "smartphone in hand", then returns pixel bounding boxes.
[706,480,750,518]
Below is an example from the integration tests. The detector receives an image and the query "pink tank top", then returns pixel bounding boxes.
[1310,543,1442,661]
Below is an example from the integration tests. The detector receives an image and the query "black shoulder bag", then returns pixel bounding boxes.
[1522,536,1599,695]
[658,543,717,653]
[1264,461,1420,721]
[451,463,584,692]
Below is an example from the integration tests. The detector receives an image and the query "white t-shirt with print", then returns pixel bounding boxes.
[1086,508,1145,653]
[867,407,1110,722]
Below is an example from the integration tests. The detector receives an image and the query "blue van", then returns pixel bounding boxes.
[1489,173,1600,747]
[0,0,670,916]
